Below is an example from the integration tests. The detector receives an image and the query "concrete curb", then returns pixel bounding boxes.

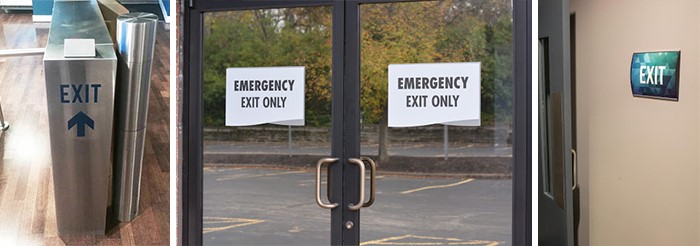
[203,162,512,179]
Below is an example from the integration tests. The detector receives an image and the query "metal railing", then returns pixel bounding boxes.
[0,48,46,131]
[0,48,45,57]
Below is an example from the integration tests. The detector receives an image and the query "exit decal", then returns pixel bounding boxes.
[60,83,101,137]
[630,51,680,101]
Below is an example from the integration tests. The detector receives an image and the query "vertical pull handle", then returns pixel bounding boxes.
[572,149,578,190]
[316,158,339,209]
[347,158,366,211]
[360,156,376,208]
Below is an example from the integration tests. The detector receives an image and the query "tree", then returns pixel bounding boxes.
[360,2,442,164]
[203,8,333,127]
[360,1,512,164]
[201,1,514,156]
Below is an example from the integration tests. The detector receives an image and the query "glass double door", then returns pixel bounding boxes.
[194,0,514,245]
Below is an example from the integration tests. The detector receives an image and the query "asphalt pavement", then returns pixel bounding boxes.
[203,167,512,246]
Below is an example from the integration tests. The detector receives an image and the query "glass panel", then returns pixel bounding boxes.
[202,7,333,245]
[539,38,564,207]
[539,38,553,197]
[359,1,512,244]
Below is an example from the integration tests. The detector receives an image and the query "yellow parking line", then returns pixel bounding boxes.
[449,242,499,246]
[361,234,499,246]
[361,235,413,245]
[203,217,265,234]
[399,179,474,194]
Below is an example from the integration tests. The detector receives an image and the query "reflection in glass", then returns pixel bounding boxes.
[202,7,333,245]
[360,0,513,244]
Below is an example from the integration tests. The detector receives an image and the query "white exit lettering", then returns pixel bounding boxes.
[640,65,666,85]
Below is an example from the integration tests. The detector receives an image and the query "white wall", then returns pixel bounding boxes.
[569,7,589,245]
[571,0,700,245]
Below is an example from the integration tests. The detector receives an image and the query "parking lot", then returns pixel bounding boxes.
[203,166,511,245]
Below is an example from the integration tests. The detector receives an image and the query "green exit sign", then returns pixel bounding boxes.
[630,51,680,101]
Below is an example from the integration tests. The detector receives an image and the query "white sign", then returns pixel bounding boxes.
[226,66,305,126]
[64,39,95,58]
[388,62,481,127]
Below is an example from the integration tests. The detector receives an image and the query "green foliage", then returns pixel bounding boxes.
[202,1,513,127]
[203,8,333,126]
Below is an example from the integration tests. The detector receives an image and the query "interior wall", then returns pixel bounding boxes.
[570,0,700,245]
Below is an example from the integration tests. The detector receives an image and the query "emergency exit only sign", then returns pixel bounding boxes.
[226,66,305,126]
[388,62,481,127]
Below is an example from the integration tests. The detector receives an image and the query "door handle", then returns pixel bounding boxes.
[360,156,376,208]
[316,157,339,209]
[347,158,366,211]
[572,149,578,190]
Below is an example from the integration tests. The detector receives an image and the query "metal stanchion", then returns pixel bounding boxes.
[113,12,158,222]
[0,97,8,131]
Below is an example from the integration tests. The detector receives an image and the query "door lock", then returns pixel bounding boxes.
[345,221,354,229]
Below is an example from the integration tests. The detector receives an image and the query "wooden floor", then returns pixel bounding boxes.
[0,13,169,245]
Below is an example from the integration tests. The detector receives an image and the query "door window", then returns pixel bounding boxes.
[359,1,513,244]
[202,7,334,245]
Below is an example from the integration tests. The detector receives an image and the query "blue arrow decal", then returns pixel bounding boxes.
[67,111,95,137]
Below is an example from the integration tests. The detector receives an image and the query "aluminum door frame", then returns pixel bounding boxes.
[538,0,574,245]
[182,0,532,245]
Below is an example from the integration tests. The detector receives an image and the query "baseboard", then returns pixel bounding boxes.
[32,15,51,22]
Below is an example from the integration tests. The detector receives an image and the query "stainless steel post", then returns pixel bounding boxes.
[0,97,8,131]
[43,0,117,237]
[113,12,158,222]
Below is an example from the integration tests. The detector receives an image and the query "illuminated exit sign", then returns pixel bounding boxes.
[630,51,680,101]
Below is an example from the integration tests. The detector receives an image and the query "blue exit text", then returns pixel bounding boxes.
[60,84,101,103]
